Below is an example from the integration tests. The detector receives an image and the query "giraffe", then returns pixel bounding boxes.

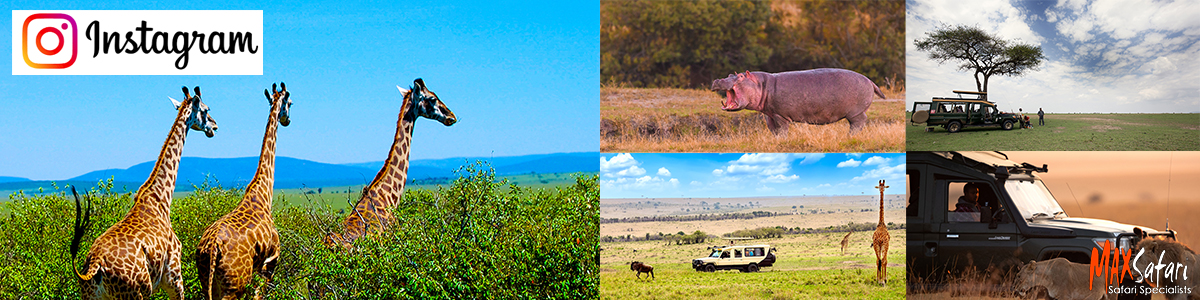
[69,86,218,300]
[195,83,291,300]
[840,230,853,255]
[871,179,890,286]
[323,78,456,248]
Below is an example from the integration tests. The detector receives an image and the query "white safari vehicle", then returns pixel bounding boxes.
[691,244,776,272]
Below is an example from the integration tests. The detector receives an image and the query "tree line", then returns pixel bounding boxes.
[600,211,790,224]
[601,0,905,89]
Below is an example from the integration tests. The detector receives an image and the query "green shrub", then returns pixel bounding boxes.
[0,162,599,299]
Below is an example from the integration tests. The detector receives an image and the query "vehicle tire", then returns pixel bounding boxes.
[947,121,962,133]
[911,110,929,123]
[1003,120,1014,130]
[704,264,716,272]
[748,263,759,273]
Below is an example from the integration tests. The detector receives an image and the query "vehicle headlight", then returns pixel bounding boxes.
[1092,237,1131,251]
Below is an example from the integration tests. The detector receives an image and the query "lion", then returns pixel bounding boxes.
[1131,238,1199,300]
[1016,258,1111,300]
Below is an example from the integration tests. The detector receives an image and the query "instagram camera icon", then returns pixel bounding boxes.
[23,13,78,69]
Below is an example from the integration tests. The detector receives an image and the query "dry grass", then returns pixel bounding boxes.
[600,86,905,152]
[600,195,905,237]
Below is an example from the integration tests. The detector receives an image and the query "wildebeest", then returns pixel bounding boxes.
[630,261,654,279]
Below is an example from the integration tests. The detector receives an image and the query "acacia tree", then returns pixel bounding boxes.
[914,24,1045,93]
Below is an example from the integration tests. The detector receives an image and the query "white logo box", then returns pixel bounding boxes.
[12,10,262,75]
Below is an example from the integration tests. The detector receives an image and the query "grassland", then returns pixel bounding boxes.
[601,87,906,152]
[600,230,905,300]
[906,113,1200,151]
[601,195,906,299]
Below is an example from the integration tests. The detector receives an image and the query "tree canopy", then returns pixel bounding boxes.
[601,0,905,89]
[914,24,1046,93]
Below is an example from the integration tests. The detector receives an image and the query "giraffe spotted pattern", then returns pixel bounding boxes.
[195,83,291,300]
[325,78,457,248]
[70,86,217,300]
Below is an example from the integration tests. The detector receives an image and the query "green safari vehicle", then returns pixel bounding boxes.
[910,90,1024,133]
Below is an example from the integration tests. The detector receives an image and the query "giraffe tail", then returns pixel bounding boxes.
[197,245,220,299]
[69,186,99,282]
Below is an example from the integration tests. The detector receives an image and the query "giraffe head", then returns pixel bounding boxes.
[169,86,218,138]
[265,82,292,127]
[397,78,457,126]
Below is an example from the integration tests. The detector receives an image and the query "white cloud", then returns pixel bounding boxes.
[853,163,906,182]
[837,159,862,168]
[763,174,799,183]
[690,180,703,186]
[817,183,832,188]
[657,167,671,177]
[600,153,638,174]
[846,153,863,158]
[1137,57,1177,75]
[613,165,646,177]
[864,156,890,166]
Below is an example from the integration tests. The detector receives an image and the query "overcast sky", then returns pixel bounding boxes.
[907,0,1200,113]
[600,153,906,199]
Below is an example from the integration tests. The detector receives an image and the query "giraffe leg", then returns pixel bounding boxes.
[163,254,185,300]
[254,248,280,300]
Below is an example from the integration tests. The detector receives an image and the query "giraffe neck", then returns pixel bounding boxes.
[878,191,885,225]
[133,100,192,216]
[362,94,416,209]
[244,97,283,209]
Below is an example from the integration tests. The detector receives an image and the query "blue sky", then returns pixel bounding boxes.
[907,0,1200,113]
[599,153,906,199]
[1,1,599,180]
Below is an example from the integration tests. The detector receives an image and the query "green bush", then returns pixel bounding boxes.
[0,162,599,299]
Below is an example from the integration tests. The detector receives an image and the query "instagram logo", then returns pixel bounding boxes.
[22,13,77,69]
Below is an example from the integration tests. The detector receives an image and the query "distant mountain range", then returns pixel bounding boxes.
[1,152,597,192]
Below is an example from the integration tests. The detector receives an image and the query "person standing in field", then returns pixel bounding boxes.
[1038,108,1044,126]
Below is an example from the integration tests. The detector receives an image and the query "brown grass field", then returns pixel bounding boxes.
[600,86,905,152]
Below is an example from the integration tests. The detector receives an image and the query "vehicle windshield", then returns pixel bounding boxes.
[710,250,722,258]
[1006,179,1066,220]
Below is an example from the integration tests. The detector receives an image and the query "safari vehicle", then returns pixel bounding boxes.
[906,151,1174,298]
[909,90,1024,133]
[692,244,776,272]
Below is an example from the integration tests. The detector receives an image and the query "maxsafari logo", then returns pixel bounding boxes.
[12,10,262,75]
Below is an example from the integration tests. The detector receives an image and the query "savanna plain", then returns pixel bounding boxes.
[906,113,1199,151]
[601,196,906,299]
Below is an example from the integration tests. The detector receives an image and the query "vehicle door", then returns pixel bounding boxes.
[937,180,1021,273]
[907,165,940,278]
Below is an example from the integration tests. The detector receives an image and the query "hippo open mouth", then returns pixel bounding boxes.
[722,88,741,111]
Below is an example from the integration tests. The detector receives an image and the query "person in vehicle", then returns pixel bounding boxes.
[955,183,982,213]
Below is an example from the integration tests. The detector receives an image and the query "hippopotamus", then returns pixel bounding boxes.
[711,68,884,135]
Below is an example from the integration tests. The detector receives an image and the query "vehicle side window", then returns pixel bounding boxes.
[947,182,989,223]
[734,250,742,258]
[721,251,730,258]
